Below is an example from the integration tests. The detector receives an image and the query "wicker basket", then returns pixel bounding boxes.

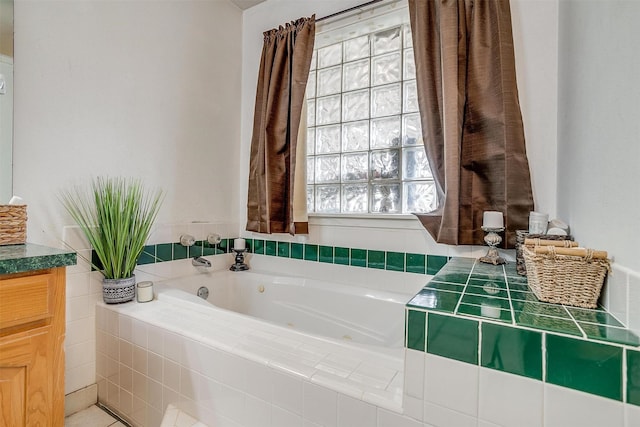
[102,276,136,304]
[515,230,572,275]
[0,205,27,245]
[522,245,610,309]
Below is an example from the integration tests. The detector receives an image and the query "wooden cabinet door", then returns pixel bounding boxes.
[0,326,53,427]
[0,267,66,427]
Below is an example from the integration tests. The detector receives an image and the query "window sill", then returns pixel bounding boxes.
[308,213,425,230]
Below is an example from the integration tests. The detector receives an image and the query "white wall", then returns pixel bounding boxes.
[557,0,640,272]
[13,0,243,395]
[239,0,560,257]
[14,0,242,248]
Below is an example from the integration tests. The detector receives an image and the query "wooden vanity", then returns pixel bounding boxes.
[0,244,76,426]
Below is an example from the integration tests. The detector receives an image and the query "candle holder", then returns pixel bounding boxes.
[230,248,249,272]
[479,226,506,265]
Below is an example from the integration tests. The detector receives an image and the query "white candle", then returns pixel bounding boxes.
[483,211,504,229]
[234,238,246,250]
[136,281,154,303]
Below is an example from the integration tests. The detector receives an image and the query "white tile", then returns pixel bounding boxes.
[404,349,425,399]
[119,315,133,342]
[65,362,96,395]
[164,358,181,392]
[163,386,180,411]
[271,406,303,427]
[66,318,94,346]
[106,309,119,336]
[477,420,501,427]
[627,403,640,427]
[303,381,338,427]
[402,394,423,422]
[272,371,304,415]
[214,383,245,423]
[423,402,477,427]
[478,368,543,427]
[242,394,272,427]
[67,295,92,322]
[132,319,148,348]
[66,272,90,298]
[66,340,95,370]
[133,345,148,375]
[175,409,200,427]
[132,396,149,426]
[628,270,640,334]
[64,383,98,417]
[164,330,183,363]
[106,334,119,360]
[133,370,148,399]
[120,339,133,367]
[160,404,179,427]
[148,324,165,355]
[424,354,479,417]
[377,408,423,427]
[120,389,133,416]
[64,405,118,427]
[148,378,164,410]
[544,383,624,427]
[148,351,163,381]
[119,364,133,393]
[337,393,376,427]
[243,360,273,402]
[606,266,629,326]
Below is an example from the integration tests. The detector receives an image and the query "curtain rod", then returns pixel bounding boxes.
[316,0,385,23]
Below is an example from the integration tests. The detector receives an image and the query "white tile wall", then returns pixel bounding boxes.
[94,281,640,427]
[478,368,543,427]
[64,221,640,426]
[62,221,238,397]
[424,354,479,417]
[544,384,624,427]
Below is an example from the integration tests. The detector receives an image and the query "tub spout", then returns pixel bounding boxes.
[192,256,212,268]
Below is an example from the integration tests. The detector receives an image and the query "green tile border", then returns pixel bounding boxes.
[405,256,640,406]
[546,334,622,401]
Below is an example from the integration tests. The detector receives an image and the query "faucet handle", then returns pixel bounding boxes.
[180,234,195,247]
[207,233,221,245]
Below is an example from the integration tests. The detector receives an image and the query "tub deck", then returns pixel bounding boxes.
[101,285,405,413]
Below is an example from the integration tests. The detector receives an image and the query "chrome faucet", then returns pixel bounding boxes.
[192,256,212,268]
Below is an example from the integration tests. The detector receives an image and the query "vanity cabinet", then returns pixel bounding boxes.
[0,267,66,426]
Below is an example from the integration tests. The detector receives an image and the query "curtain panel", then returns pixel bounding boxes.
[246,17,315,235]
[409,0,534,248]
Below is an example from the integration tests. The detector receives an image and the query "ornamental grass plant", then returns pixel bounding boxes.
[60,177,164,280]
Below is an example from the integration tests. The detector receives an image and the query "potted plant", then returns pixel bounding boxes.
[61,176,164,303]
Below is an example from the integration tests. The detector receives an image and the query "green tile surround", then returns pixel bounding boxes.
[0,243,77,274]
[406,257,640,405]
[127,238,449,278]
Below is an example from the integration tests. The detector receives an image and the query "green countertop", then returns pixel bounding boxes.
[0,243,77,275]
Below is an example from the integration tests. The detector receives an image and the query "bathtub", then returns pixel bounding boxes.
[155,269,410,348]
[97,268,419,425]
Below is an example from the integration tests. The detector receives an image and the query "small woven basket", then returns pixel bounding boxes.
[522,245,610,309]
[515,230,572,276]
[0,205,27,245]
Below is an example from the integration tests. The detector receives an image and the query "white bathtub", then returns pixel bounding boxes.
[97,268,420,425]
[155,269,411,348]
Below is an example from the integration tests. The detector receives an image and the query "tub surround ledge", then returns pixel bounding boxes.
[406,257,640,407]
[0,243,77,274]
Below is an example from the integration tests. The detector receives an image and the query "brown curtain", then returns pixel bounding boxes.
[246,17,315,235]
[409,0,534,248]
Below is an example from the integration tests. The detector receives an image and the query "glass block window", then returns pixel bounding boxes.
[306,23,437,214]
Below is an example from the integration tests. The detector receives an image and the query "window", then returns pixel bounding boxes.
[306,15,436,215]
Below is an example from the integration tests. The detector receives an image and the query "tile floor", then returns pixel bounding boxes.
[65,403,209,427]
[64,405,125,427]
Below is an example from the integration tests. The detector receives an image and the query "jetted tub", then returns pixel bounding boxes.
[155,269,411,348]
[97,267,421,424]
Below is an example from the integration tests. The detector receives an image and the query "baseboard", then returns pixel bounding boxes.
[64,384,98,417]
